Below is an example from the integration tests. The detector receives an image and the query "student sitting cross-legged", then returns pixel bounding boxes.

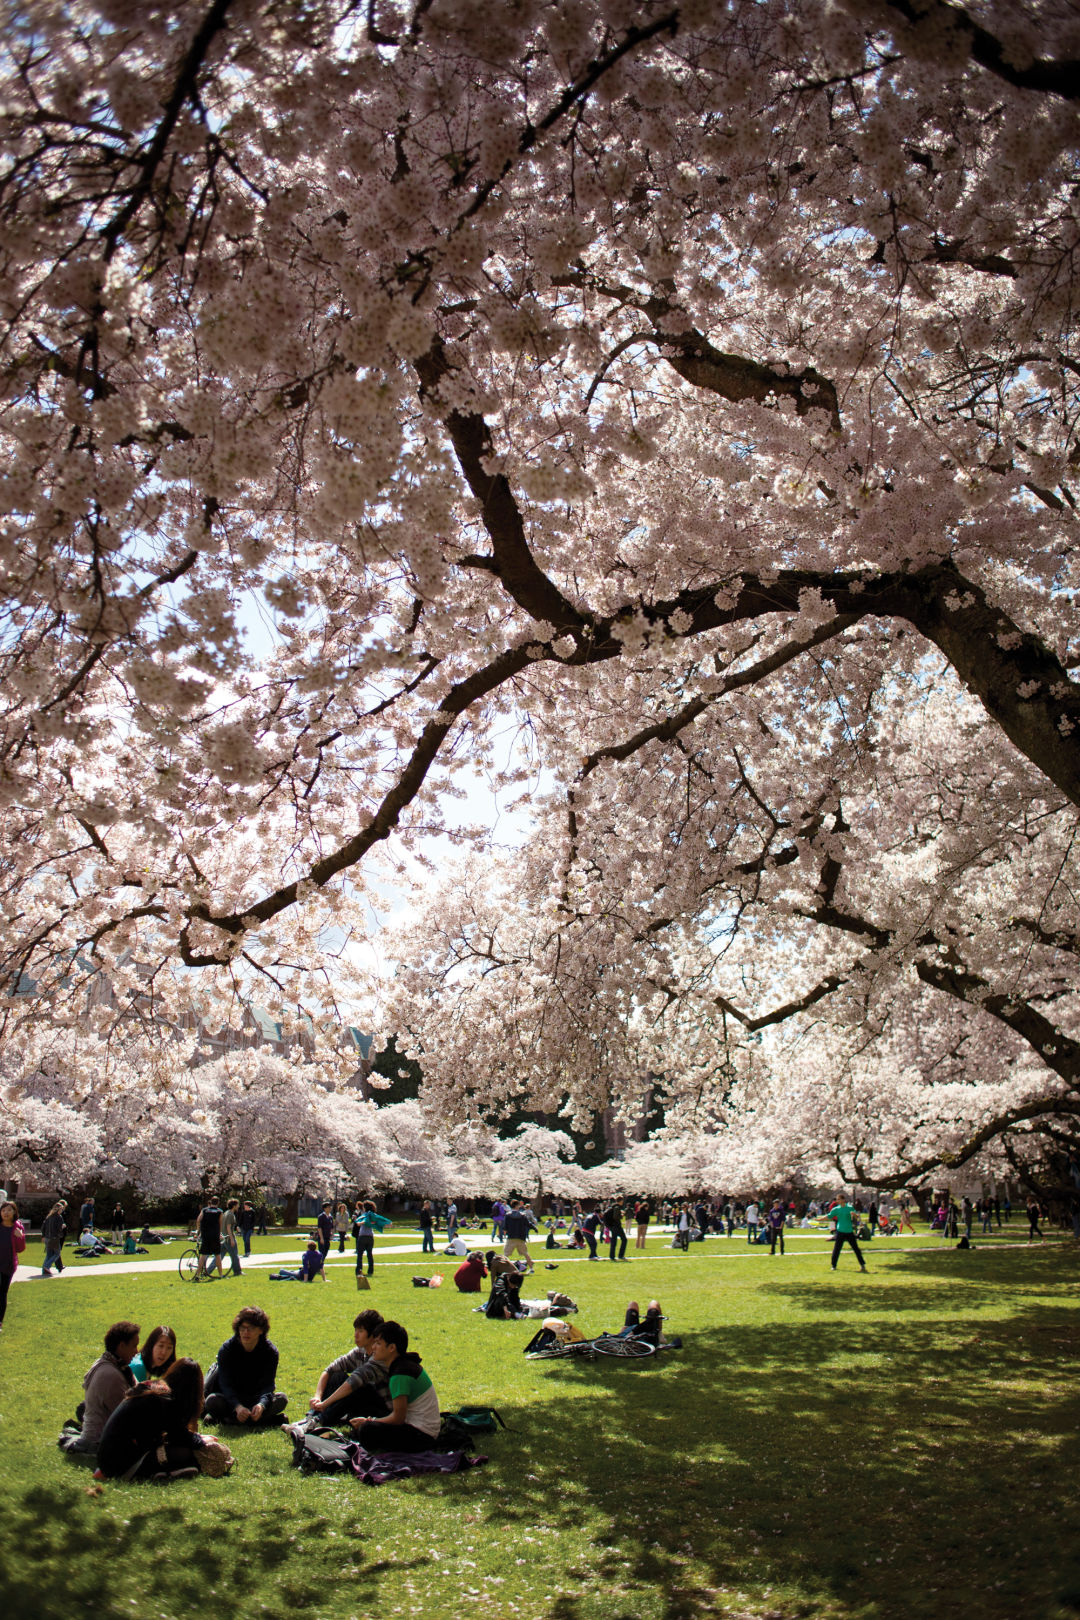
[203,1307,288,1425]
[304,1309,391,1425]
[350,1322,440,1454]
[61,1320,140,1456]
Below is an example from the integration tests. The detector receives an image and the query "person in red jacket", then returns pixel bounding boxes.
[453,1251,487,1292]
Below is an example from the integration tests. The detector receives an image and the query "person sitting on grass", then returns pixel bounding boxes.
[453,1250,487,1293]
[304,1309,391,1425]
[203,1307,288,1425]
[350,1322,441,1454]
[95,1359,208,1482]
[636,1301,664,1346]
[485,1267,526,1319]
[614,1300,641,1338]
[62,1320,140,1455]
[131,1324,178,1383]
[75,1229,113,1257]
[269,1240,326,1282]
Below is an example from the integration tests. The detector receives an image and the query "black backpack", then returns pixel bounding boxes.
[290,1430,355,1473]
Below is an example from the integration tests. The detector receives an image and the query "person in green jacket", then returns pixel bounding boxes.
[829,1199,868,1273]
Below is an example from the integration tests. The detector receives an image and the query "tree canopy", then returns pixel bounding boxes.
[2,0,1080,1186]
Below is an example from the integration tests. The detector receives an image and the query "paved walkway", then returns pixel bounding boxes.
[13,1231,1045,1284]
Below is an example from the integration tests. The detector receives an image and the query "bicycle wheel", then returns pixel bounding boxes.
[179,1247,200,1282]
[591,1334,656,1359]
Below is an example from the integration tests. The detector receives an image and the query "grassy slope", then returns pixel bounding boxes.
[1,1228,1077,1620]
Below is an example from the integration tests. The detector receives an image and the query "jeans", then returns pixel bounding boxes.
[355,1233,374,1274]
[608,1230,627,1261]
[42,1247,64,1273]
[830,1231,866,1269]
[584,1231,597,1258]
[768,1226,784,1254]
[241,1229,253,1256]
[223,1237,241,1275]
[421,1228,435,1253]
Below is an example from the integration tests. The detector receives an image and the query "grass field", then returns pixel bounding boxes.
[1,1226,1077,1620]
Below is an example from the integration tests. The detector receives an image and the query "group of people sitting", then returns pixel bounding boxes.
[59,1306,441,1482]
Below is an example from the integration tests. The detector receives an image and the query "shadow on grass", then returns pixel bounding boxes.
[4,1251,1080,1620]
[481,1260,1080,1620]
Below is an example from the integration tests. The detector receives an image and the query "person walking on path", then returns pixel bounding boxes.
[767,1200,786,1255]
[316,1202,335,1259]
[195,1197,224,1279]
[221,1199,242,1276]
[0,1200,27,1329]
[604,1199,628,1262]
[503,1200,535,1273]
[419,1200,435,1254]
[353,1201,391,1280]
[1027,1198,1045,1241]
[239,1201,256,1257]
[334,1202,350,1254]
[829,1197,868,1273]
[897,1201,915,1236]
[41,1200,68,1276]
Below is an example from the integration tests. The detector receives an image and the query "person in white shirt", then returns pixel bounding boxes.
[745,1201,760,1244]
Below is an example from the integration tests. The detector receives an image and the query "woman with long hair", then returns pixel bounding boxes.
[95,1358,206,1481]
[131,1325,178,1383]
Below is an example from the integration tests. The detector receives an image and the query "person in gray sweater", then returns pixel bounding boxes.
[64,1321,140,1454]
[303,1309,392,1424]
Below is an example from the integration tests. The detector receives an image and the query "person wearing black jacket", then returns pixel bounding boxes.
[96,1359,206,1481]
[203,1307,288,1425]
[604,1199,628,1262]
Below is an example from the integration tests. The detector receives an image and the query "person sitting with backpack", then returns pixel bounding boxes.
[453,1251,487,1292]
[203,1306,288,1425]
[350,1321,441,1454]
[304,1309,391,1425]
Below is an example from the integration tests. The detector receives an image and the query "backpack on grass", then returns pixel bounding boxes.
[290,1430,355,1474]
[436,1405,509,1452]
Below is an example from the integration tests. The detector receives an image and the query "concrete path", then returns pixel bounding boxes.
[13,1231,1045,1284]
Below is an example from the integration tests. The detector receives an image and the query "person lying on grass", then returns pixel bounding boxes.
[350,1322,441,1454]
[305,1310,392,1424]
[62,1320,140,1455]
[95,1359,208,1483]
[269,1240,326,1282]
[203,1307,288,1425]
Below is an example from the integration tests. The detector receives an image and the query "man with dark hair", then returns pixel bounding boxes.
[316,1202,334,1258]
[222,1198,242,1276]
[63,1320,139,1455]
[196,1195,224,1279]
[828,1197,868,1274]
[239,1200,256,1257]
[304,1309,391,1424]
[603,1198,628,1262]
[351,1322,441,1454]
[502,1199,535,1273]
[204,1306,288,1424]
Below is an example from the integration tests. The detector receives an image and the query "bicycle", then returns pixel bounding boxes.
[178,1247,223,1282]
[524,1329,656,1362]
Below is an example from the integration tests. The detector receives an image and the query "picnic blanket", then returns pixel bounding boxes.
[350,1445,489,1485]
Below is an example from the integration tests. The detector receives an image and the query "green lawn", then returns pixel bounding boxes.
[1,1229,1078,1620]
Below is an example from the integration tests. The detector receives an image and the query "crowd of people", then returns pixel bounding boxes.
[57,1305,441,1481]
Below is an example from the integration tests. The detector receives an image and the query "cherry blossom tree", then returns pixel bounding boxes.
[2,0,1080,1179]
